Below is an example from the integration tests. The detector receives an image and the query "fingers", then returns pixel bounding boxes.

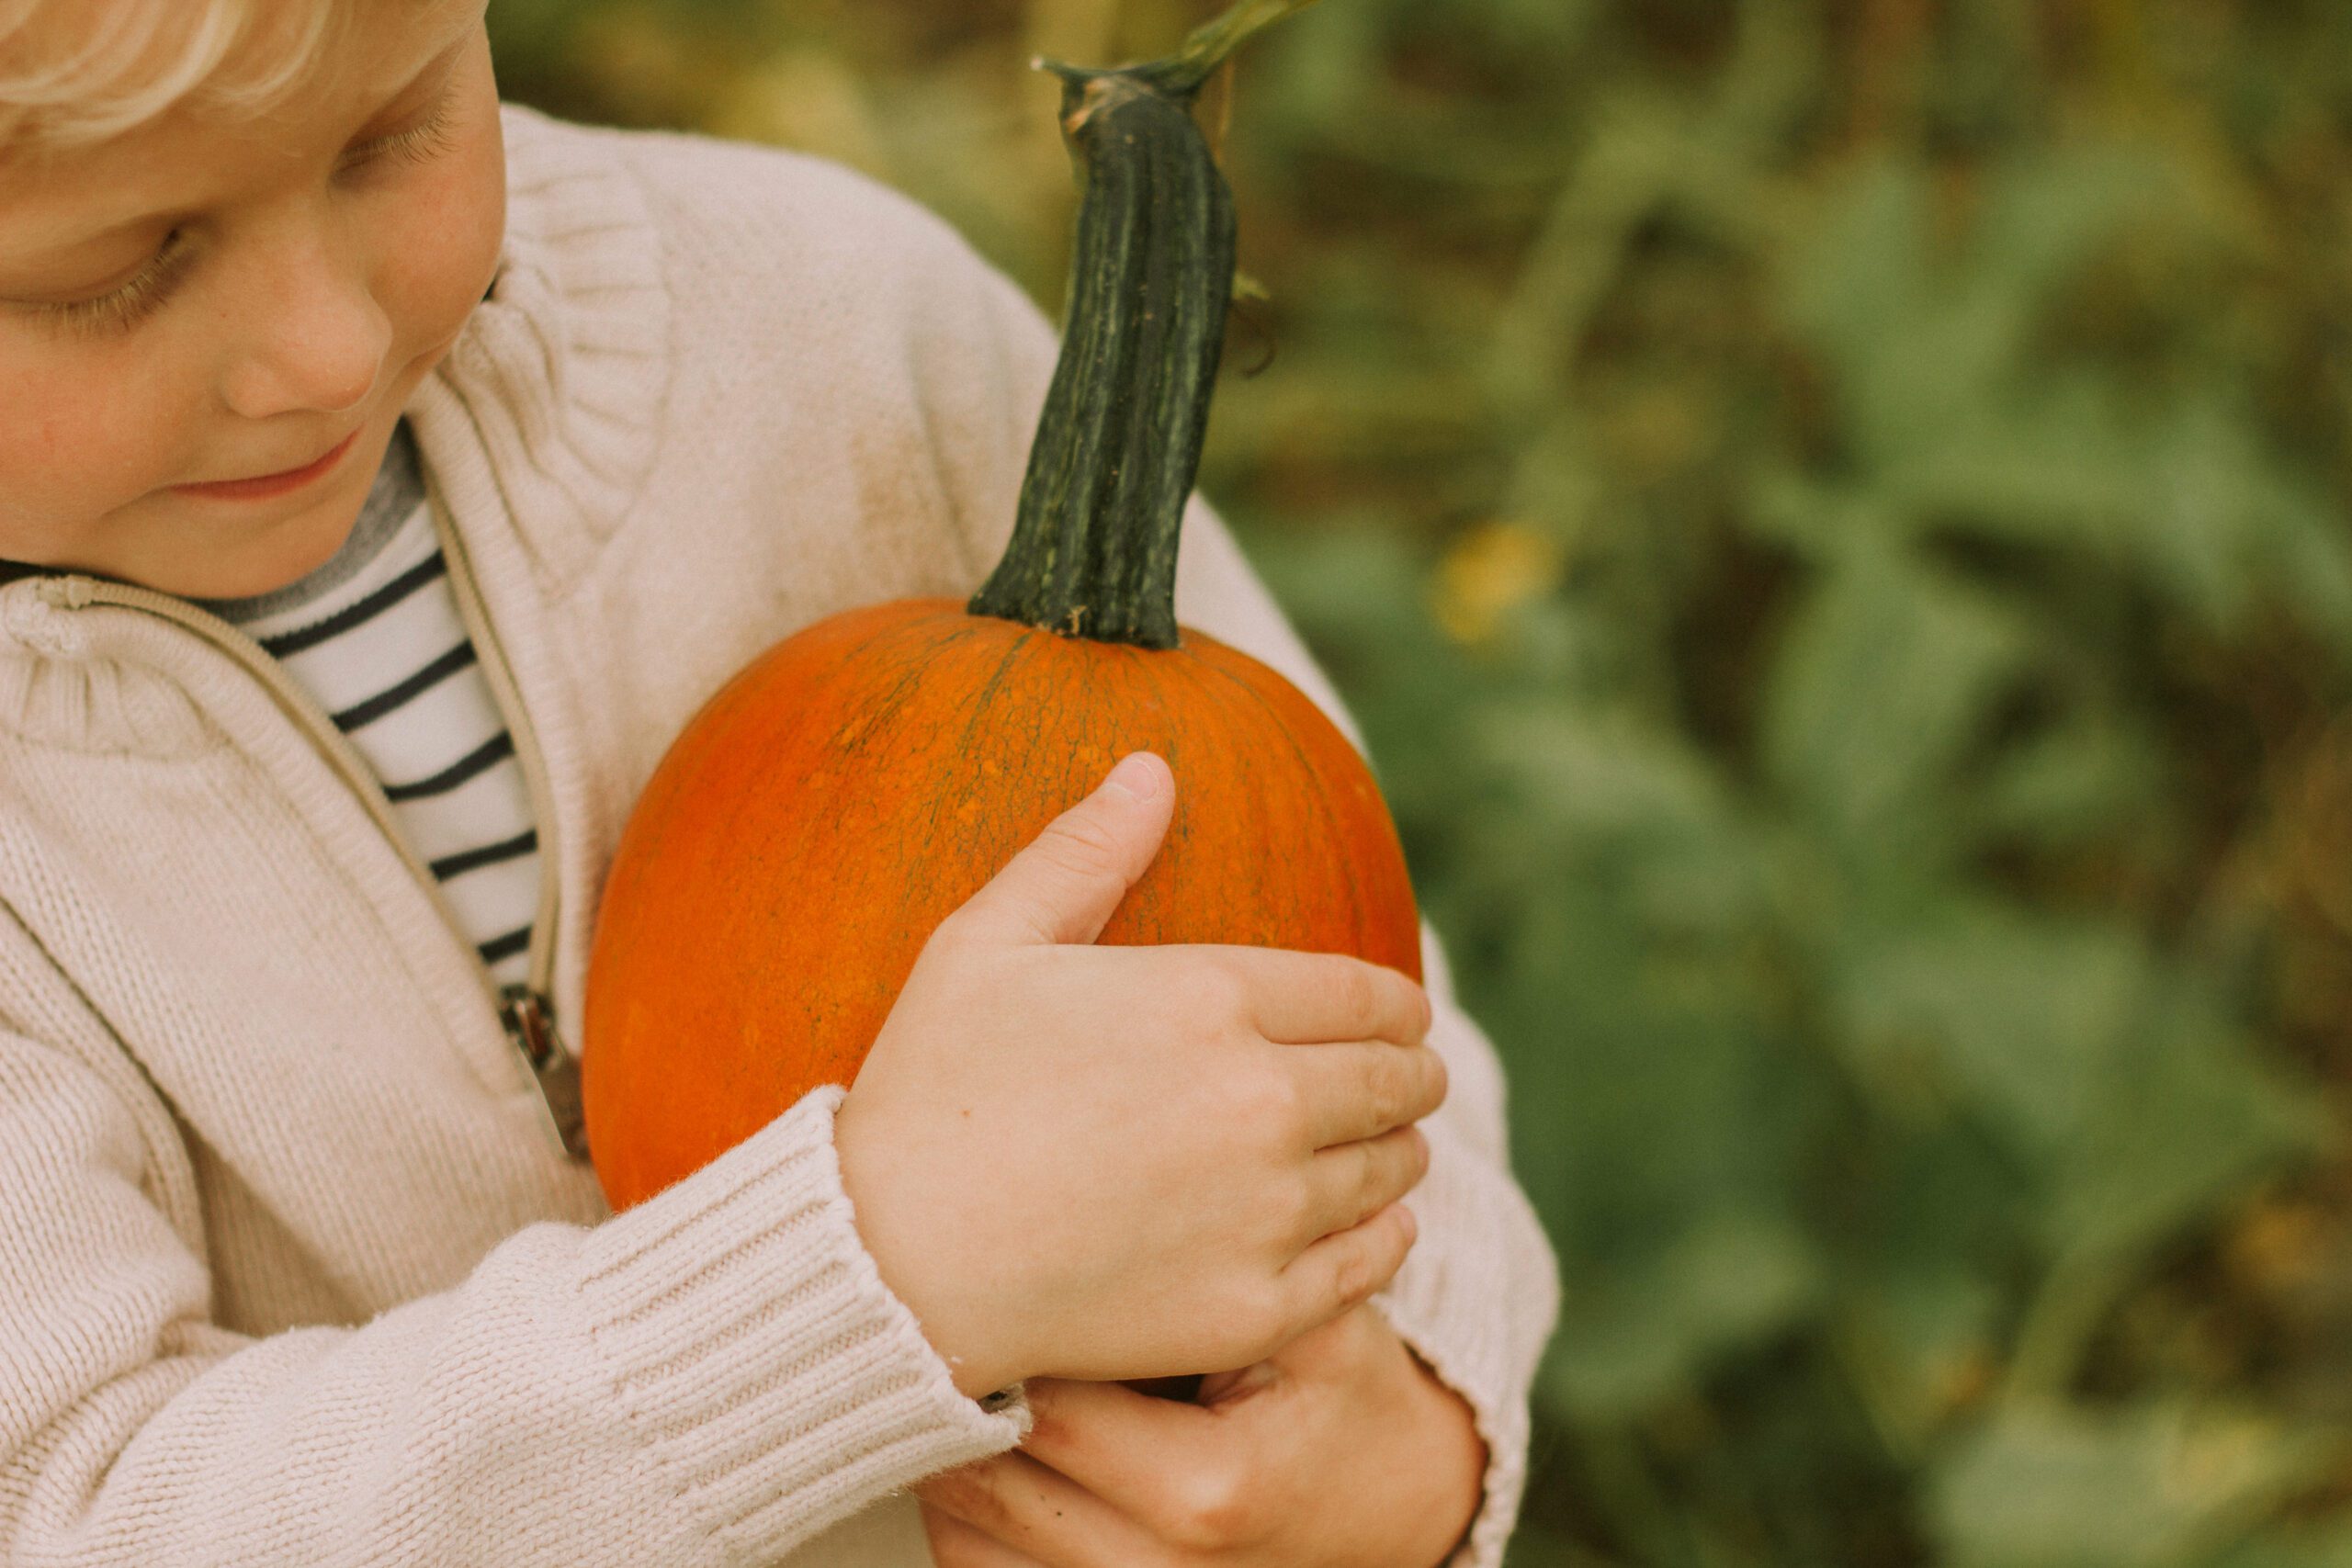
[1277,1201,1418,1330]
[917,1450,1164,1567]
[941,752,1175,950]
[1013,1380,1224,1526]
[1297,1123,1430,1244]
[1204,947,1432,1044]
[933,1384,1287,1561]
[1283,1038,1449,1149]
[920,1506,1056,1568]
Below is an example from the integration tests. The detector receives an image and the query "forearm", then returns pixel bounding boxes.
[2,1059,1030,1568]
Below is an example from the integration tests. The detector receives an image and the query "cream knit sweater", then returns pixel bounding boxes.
[0,104,1560,1568]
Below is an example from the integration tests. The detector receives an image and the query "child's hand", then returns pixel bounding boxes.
[833,751,1444,1403]
[914,1304,1487,1568]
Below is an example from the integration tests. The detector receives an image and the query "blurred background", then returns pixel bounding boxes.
[486,1,2352,1561]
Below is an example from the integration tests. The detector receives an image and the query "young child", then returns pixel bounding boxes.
[0,1,1560,1564]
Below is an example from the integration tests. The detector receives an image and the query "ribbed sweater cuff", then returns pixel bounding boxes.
[574,1084,1029,1562]
[1374,1114,1559,1568]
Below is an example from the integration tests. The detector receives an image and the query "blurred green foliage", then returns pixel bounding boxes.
[488,0,2352,1560]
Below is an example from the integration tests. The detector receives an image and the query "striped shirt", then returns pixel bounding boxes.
[192,421,541,988]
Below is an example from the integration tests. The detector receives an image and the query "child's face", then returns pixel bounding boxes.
[0,0,503,599]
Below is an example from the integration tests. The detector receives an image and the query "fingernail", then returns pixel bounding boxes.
[1107,751,1163,801]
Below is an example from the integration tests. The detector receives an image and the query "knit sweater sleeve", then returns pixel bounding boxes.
[0,919,1030,1567]
[901,215,1563,1568]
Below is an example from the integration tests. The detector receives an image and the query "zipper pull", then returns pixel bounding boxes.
[501,986,591,1162]
[36,575,96,610]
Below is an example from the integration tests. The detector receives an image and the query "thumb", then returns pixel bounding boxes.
[943,751,1174,949]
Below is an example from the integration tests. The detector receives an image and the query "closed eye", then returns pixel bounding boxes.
[33,230,198,341]
[340,81,463,174]
[29,81,467,342]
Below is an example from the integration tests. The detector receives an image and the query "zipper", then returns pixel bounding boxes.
[424,486,587,1160]
[29,496,590,1163]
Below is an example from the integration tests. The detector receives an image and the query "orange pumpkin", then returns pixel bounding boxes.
[580,599,1421,1209]
[579,0,1419,1213]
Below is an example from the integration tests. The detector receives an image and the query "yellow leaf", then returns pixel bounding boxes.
[1430,520,1563,646]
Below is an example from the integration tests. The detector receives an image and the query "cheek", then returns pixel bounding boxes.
[379,114,507,363]
[0,337,187,545]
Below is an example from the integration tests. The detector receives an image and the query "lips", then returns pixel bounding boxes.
[173,427,362,501]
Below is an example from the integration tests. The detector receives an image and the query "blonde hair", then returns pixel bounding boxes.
[0,0,356,155]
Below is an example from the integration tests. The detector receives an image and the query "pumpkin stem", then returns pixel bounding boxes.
[967,0,1319,648]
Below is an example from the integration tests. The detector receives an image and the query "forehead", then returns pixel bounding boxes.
[0,0,470,168]
[0,0,477,241]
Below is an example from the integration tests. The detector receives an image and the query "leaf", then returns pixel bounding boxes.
[1822,1082,2030,1453]
[2206,1524,2352,1568]
[1962,143,2173,338]
[1472,702,1730,845]
[1966,705,2167,854]
[1879,369,2145,545]
[1827,901,2146,1156]
[1933,1403,2340,1567]
[2046,989,2327,1264]
[2006,986,2330,1393]
[1782,144,2170,470]
[2135,392,2352,649]
[1780,155,1930,400]
[1760,534,2031,849]
[1546,1206,1821,1421]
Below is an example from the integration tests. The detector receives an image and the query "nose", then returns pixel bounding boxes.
[218,210,390,422]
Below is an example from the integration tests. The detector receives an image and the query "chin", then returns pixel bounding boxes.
[175,492,368,602]
[266,511,368,590]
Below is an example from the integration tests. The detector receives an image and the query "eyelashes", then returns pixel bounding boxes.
[345,85,464,175]
[37,230,198,342]
[34,87,467,342]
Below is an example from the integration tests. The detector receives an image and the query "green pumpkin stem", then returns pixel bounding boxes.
[967,0,1322,648]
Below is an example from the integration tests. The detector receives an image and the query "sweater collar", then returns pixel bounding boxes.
[406,101,671,592]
